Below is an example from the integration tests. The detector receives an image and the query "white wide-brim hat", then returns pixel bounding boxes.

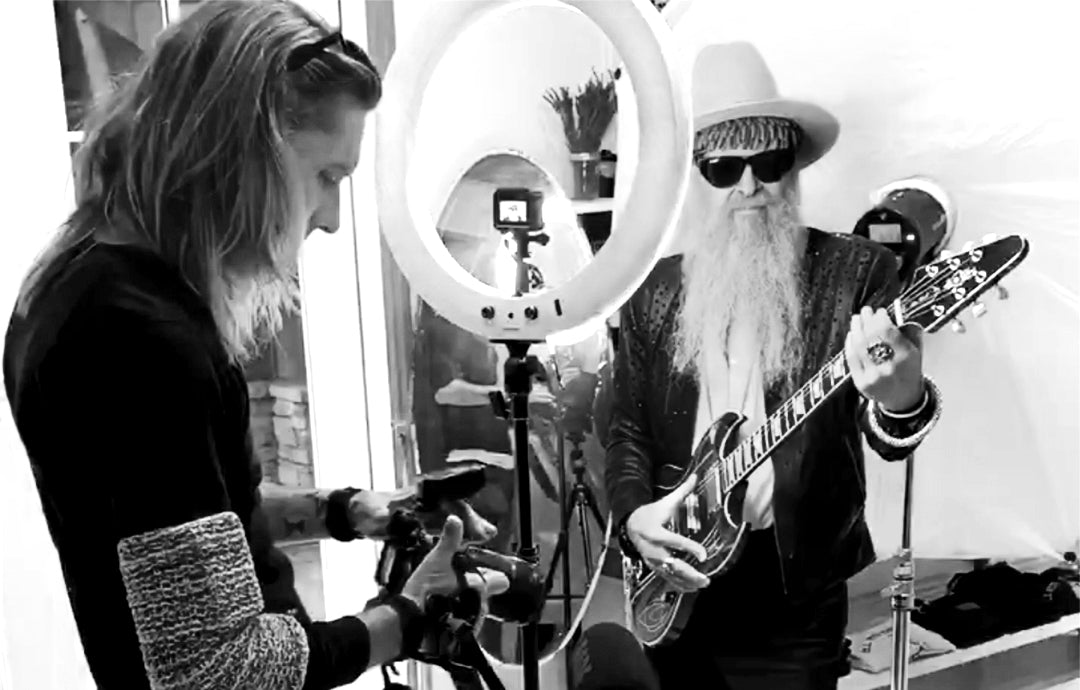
[692,41,840,170]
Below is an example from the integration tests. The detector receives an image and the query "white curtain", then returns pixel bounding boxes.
[617,0,1080,561]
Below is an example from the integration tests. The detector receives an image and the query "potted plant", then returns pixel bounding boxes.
[543,69,618,200]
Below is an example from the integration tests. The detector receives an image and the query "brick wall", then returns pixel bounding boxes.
[248,376,324,620]
[248,379,315,489]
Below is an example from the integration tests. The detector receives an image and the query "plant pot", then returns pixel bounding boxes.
[570,152,601,200]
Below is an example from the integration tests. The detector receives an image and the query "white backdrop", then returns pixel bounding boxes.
[617,0,1080,561]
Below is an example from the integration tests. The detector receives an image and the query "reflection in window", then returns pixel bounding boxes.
[52,1,162,131]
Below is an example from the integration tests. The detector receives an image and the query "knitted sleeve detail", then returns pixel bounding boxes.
[118,511,309,690]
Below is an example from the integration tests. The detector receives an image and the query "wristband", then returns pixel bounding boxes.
[617,513,643,564]
[868,376,943,448]
[383,594,426,659]
[326,487,363,542]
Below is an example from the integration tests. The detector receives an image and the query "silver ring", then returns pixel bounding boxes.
[866,341,895,366]
[660,558,675,575]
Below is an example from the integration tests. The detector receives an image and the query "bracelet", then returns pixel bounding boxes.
[326,487,363,542]
[868,376,943,448]
[616,513,643,564]
[383,594,426,659]
[879,386,931,419]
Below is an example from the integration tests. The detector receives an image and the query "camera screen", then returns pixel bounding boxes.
[499,200,528,224]
[870,223,903,244]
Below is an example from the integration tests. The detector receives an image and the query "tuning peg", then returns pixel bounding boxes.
[972,302,988,318]
[951,319,967,334]
[995,285,1009,300]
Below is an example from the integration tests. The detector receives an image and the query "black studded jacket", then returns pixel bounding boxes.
[604,228,939,599]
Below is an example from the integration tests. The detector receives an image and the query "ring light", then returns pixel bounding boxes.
[376,0,692,342]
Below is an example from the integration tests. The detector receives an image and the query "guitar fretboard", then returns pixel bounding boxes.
[702,351,852,495]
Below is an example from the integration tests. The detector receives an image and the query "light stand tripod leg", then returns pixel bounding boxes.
[556,429,573,633]
[577,485,608,581]
[539,437,610,690]
[582,482,607,540]
[540,468,587,690]
[575,498,594,580]
[890,453,916,690]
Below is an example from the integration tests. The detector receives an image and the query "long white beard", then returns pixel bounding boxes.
[673,186,805,392]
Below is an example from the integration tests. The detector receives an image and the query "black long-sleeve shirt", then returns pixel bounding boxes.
[3,241,368,690]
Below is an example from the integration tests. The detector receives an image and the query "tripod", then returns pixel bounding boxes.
[544,429,606,690]
[545,431,606,624]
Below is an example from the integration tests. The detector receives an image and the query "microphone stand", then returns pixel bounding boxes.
[888,452,916,690]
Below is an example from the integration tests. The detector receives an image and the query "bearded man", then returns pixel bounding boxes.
[606,42,943,690]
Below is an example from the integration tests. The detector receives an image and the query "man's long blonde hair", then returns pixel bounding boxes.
[17,0,381,361]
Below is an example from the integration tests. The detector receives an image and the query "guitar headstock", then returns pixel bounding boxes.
[899,234,1030,333]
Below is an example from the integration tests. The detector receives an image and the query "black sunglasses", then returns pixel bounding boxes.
[287,30,363,72]
[697,148,797,189]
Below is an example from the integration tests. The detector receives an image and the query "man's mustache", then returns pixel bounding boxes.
[725,192,772,211]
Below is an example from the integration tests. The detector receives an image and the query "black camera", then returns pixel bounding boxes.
[371,463,546,683]
[493,187,545,233]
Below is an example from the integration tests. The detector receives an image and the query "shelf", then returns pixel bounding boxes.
[571,198,614,215]
[841,613,1080,689]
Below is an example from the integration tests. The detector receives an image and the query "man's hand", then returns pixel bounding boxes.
[845,306,926,412]
[625,475,709,592]
[400,516,510,619]
[349,488,497,544]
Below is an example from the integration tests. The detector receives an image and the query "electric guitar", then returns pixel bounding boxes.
[623,234,1030,648]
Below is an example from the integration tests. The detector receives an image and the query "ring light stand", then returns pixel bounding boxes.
[376,2,691,688]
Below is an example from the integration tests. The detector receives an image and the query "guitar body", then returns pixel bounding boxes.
[624,411,753,647]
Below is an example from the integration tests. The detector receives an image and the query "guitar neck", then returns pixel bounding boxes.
[714,350,853,491]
